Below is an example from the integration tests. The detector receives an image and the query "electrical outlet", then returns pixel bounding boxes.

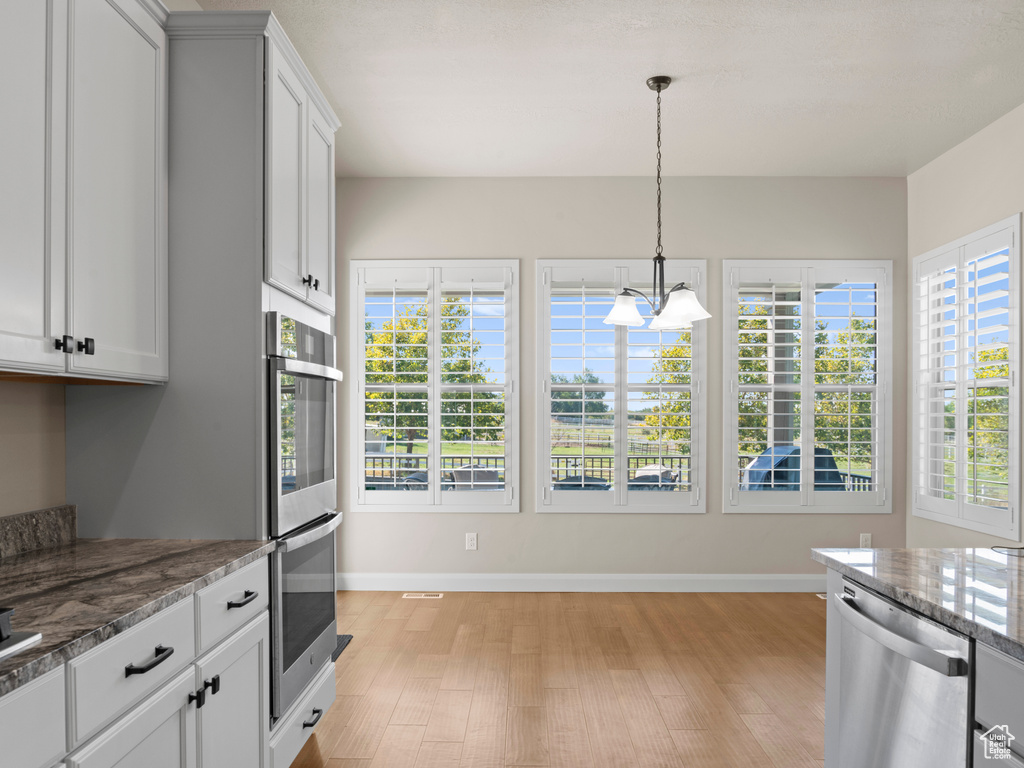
[860,533,872,548]
[466,533,478,551]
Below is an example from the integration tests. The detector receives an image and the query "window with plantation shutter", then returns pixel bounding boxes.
[913,215,1020,539]
[352,261,519,511]
[537,260,707,513]
[723,260,893,513]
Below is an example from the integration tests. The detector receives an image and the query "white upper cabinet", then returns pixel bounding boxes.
[166,13,340,317]
[67,0,167,381]
[305,104,337,314]
[0,1,65,373]
[266,43,307,302]
[0,0,168,382]
[264,36,338,315]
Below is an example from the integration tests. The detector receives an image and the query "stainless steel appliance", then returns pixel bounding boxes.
[268,312,343,538]
[833,577,971,767]
[267,312,344,720]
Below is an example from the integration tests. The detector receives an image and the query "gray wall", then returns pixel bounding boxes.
[335,176,908,577]
[907,101,1024,548]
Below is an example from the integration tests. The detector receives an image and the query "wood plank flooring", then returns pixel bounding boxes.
[292,591,826,768]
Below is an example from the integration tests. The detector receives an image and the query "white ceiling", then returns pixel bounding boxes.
[195,0,1024,179]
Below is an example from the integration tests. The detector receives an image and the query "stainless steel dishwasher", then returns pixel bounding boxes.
[833,577,971,768]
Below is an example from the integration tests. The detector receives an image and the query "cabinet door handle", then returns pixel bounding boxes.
[189,688,206,709]
[302,274,315,287]
[302,708,323,729]
[203,675,221,696]
[54,335,74,354]
[313,277,320,291]
[77,337,95,355]
[124,645,175,677]
[227,590,258,609]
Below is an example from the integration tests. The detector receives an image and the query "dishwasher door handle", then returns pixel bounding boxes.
[833,593,968,677]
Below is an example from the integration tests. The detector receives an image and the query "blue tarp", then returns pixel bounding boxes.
[741,446,845,491]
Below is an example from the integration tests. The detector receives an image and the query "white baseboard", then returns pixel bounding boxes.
[335,572,826,593]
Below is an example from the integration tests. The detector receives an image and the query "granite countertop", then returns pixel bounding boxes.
[0,537,275,696]
[813,547,1024,662]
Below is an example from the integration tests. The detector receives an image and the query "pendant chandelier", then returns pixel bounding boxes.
[604,76,711,330]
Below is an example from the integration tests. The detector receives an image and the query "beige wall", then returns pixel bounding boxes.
[165,0,202,10]
[0,382,65,517]
[336,176,908,576]
[907,101,1024,548]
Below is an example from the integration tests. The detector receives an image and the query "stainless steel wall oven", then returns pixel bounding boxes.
[267,312,343,720]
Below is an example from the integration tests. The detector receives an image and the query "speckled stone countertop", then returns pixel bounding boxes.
[0,538,275,696]
[813,547,1024,662]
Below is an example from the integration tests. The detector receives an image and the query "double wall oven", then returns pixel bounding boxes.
[267,312,343,720]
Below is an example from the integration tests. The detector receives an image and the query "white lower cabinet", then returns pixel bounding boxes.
[0,666,66,768]
[66,668,197,768]
[195,613,270,768]
[269,661,336,768]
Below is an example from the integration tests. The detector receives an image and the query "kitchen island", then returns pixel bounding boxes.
[813,547,1024,767]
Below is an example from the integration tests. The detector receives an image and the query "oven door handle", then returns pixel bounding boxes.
[277,513,342,552]
[833,593,967,676]
[273,356,344,383]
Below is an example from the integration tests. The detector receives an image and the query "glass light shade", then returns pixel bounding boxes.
[603,292,646,327]
[652,287,711,330]
[650,313,692,331]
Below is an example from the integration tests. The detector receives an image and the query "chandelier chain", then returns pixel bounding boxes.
[655,86,662,258]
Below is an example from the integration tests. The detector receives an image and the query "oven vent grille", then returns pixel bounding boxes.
[402,592,443,599]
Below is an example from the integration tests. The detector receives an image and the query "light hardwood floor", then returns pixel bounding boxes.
[292,591,826,768]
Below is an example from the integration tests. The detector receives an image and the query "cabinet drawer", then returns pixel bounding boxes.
[269,661,335,768]
[196,557,269,653]
[0,666,65,768]
[68,598,196,747]
[976,644,1024,740]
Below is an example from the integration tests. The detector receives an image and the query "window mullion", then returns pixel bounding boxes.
[429,268,442,506]
[801,267,813,507]
[954,252,968,517]
[615,266,628,507]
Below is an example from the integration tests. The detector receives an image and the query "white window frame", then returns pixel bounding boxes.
[350,259,519,513]
[723,259,893,514]
[912,214,1021,539]
[536,259,707,514]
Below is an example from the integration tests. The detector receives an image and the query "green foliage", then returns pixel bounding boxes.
[550,371,610,414]
[364,297,504,454]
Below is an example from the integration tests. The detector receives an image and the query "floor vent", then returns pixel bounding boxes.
[403,592,443,599]
[815,593,828,599]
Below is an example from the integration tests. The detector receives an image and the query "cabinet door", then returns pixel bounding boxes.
[65,668,197,768]
[304,105,336,315]
[196,613,270,768]
[67,0,167,381]
[266,41,308,303]
[0,0,65,372]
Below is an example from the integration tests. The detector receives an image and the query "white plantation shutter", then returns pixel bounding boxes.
[538,260,706,513]
[352,261,519,511]
[913,215,1020,539]
[723,260,892,513]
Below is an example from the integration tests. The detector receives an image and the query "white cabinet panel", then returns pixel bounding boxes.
[266,41,307,302]
[195,557,269,654]
[66,669,197,768]
[69,599,196,747]
[0,666,65,768]
[196,613,270,768]
[305,104,336,314]
[269,661,335,768]
[67,0,167,381]
[0,0,65,371]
